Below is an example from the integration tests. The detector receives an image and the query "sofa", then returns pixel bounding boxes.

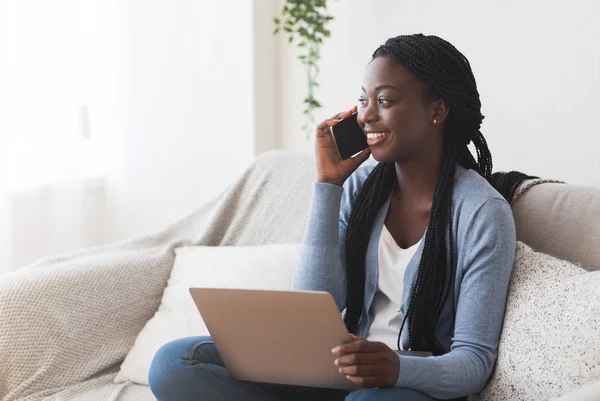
[0,150,598,401]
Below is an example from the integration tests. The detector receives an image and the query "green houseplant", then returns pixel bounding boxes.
[274,0,334,136]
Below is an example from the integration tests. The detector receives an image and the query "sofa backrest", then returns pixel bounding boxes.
[252,150,600,270]
[512,183,600,270]
[212,150,316,246]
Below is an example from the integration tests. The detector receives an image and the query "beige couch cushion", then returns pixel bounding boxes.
[512,182,600,270]
[473,242,600,401]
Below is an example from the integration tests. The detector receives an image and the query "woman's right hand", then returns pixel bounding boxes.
[315,106,372,187]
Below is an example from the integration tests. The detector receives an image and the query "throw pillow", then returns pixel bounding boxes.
[114,244,300,385]
[473,242,600,400]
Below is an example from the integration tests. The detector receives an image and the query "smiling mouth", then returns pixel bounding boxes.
[366,132,391,140]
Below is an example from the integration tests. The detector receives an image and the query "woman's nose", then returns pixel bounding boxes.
[359,103,378,125]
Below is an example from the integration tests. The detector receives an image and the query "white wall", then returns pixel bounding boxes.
[103,0,258,241]
[0,0,9,269]
[278,0,600,187]
[0,0,283,272]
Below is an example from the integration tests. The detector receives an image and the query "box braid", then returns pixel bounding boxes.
[343,34,536,357]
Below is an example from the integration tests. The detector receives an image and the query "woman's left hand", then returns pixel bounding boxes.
[332,334,399,388]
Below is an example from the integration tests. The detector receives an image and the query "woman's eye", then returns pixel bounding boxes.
[358,98,367,106]
[378,98,391,106]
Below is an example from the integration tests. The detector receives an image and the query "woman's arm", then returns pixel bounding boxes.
[394,198,516,399]
[293,107,371,311]
[292,182,350,311]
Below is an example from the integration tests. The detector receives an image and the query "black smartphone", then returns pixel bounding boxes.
[330,112,369,160]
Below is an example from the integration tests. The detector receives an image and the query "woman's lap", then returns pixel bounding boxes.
[148,336,346,401]
[346,387,438,401]
[148,336,437,401]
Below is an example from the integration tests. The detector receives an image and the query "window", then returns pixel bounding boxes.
[3,0,111,190]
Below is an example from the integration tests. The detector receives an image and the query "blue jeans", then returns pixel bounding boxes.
[148,336,437,401]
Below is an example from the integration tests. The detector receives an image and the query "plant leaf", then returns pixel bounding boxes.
[275,0,333,134]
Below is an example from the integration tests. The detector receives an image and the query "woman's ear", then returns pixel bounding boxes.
[432,99,449,125]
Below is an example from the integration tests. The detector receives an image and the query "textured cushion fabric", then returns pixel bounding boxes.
[14,373,154,401]
[0,150,316,401]
[472,242,600,401]
[115,244,301,385]
[512,182,600,270]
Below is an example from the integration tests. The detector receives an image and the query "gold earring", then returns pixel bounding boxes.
[433,119,438,124]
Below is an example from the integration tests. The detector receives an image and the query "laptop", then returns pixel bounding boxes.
[188,288,361,390]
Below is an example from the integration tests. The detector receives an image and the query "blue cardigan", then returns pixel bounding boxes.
[293,160,516,399]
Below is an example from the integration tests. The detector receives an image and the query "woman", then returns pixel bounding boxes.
[149,34,525,401]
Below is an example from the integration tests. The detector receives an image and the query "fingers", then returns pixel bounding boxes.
[332,339,381,356]
[334,352,377,367]
[344,375,378,387]
[316,118,338,139]
[337,363,378,377]
[332,340,399,389]
[334,353,380,387]
[316,107,357,138]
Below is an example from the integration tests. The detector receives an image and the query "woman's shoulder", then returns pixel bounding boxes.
[345,162,508,203]
[341,161,513,223]
[453,167,517,265]
[453,165,513,225]
[454,166,508,204]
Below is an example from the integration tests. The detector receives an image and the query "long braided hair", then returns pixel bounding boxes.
[343,34,534,355]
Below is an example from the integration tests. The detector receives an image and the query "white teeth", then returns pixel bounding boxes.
[367,132,390,139]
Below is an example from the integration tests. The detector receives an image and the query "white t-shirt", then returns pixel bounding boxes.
[366,224,421,350]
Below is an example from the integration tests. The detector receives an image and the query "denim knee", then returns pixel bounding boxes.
[345,387,436,401]
[148,340,180,398]
[148,337,207,399]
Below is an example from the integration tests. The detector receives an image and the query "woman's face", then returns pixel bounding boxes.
[357,56,443,163]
